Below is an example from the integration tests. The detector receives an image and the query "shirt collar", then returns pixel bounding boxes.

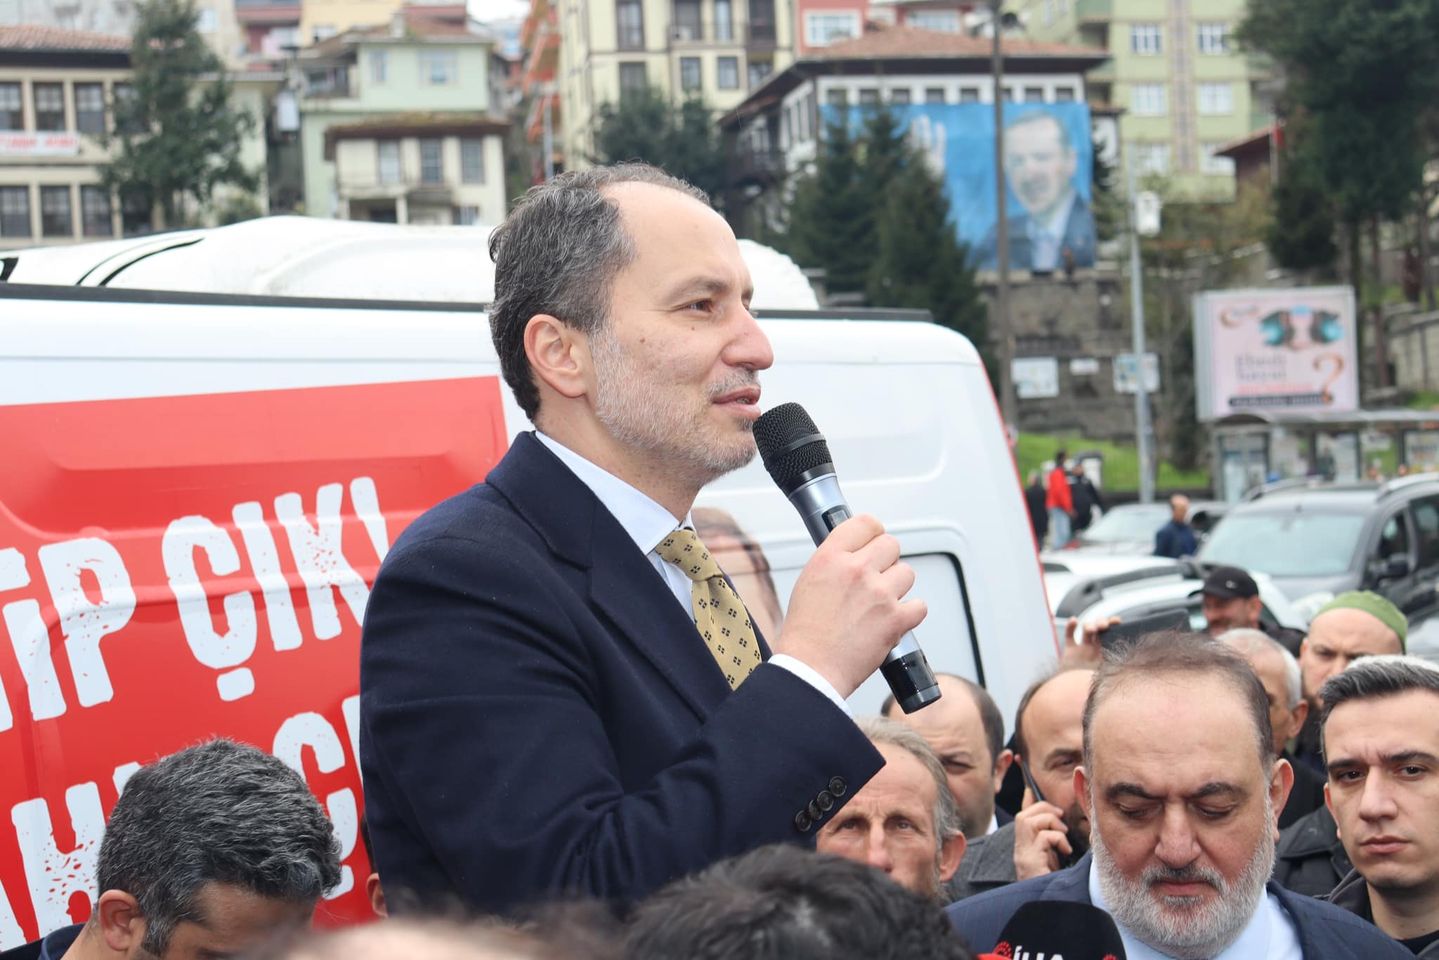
[1087,856,1273,960]
[534,431,690,554]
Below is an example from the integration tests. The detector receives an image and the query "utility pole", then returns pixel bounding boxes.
[1127,152,1156,503]
[542,85,555,181]
[990,0,1017,433]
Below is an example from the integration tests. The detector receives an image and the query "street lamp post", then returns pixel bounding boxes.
[990,0,1017,433]
[1127,152,1156,503]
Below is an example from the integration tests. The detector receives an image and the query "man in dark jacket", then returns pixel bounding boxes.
[1068,462,1103,532]
[1275,804,1354,899]
[1152,493,1197,558]
[1319,656,1439,954]
[1023,470,1048,546]
[948,633,1408,959]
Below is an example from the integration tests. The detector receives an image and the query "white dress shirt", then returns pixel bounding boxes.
[1087,860,1302,960]
[534,432,851,715]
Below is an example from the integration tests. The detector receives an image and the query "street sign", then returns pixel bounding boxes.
[1114,352,1160,394]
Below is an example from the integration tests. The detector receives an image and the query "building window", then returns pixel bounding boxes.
[858,88,880,106]
[80,185,113,236]
[461,138,485,183]
[419,139,443,183]
[906,9,958,31]
[1197,82,1233,115]
[1199,142,1236,175]
[747,60,772,89]
[826,87,847,107]
[1133,142,1170,175]
[925,87,945,103]
[113,82,141,133]
[371,50,388,84]
[0,82,21,130]
[420,50,458,85]
[679,57,701,92]
[674,0,702,39]
[715,0,733,41]
[1024,85,1044,103]
[1130,23,1162,55]
[1002,85,1015,101]
[619,62,647,101]
[195,6,217,31]
[377,141,401,184]
[717,56,739,90]
[1131,82,1167,116]
[311,24,336,42]
[616,0,644,49]
[804,11,859,47]
[120,189,151,235]
[890,88,910,104]
[1054,86,1075,102]
[454,205,480,225]
[75,83,105,135]
[40,185,72,237]
[1196,22,1229,54]
[0,186,30,238]
[34,83,65,132]
[959,86,980,103]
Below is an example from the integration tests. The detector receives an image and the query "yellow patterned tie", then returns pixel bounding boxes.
[656,528,762,689]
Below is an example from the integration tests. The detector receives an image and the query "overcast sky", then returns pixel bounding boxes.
[468,0,530,22]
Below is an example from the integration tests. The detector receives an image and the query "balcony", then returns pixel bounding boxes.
[668,19,742,45]
[1076,0,1110,22]
[728,147,786,186]
[746,20,776,48]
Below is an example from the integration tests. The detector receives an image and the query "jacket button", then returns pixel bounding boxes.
[807,799,823,820]
[829,776,847,796]
[817,790,835,811]
[794,810,813,832]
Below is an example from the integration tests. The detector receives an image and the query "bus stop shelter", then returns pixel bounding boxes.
[1212,408,1439,501]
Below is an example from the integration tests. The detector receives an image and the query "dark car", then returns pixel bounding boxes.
[1196,476,1439,623]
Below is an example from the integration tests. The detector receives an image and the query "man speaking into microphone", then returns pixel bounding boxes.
[358,163,926,916]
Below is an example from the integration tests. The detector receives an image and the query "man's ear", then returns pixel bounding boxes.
[939,831,967,883]
[992,749,1015,794]
[1290,698,1310,739]
[1270,757,1296,838]
[96,889,146,954]
[1075,765,1092,819]
[523,314,589,402]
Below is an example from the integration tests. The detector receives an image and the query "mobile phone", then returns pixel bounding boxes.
[1020,759,1046,804]
[1094,608,1192,649]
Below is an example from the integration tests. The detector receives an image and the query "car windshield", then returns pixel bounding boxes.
[1199,510,1366,577]
[1083,505,1169,543]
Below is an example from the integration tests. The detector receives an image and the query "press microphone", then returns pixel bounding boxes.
[752,402,940,714]
[991,901,1128,960]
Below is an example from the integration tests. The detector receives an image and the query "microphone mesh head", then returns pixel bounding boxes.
[753,402,834,494]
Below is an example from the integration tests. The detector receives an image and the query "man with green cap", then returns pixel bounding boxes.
[1274,591,1407,897]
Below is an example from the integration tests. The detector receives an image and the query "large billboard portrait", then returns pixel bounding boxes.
[1193,286,1359,420]
[819,101,1096,272]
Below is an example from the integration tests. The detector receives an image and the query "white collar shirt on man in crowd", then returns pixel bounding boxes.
[535,431,849,714]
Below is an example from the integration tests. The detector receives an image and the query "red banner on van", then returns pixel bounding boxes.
[0,376,508,946]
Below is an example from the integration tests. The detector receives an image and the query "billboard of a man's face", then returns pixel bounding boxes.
[1004,114,1077,222]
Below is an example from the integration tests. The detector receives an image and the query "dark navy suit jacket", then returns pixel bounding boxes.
[945,854,1411,959]
[979,193,1097,271]
[359,432,882,915]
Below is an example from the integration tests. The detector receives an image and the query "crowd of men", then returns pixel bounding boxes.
[8,164,1439,960]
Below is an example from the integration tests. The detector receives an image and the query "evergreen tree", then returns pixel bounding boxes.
[592,87,725,202]
[101,0,257,227]
[782,116,872,296]
[1266,131,1338,274]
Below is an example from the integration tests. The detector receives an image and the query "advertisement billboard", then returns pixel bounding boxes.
[1193,287,1359,420]
[819,101,1095,272]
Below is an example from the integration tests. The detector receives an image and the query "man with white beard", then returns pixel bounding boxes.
[947,633,1407,959]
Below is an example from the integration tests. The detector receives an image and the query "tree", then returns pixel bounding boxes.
[1265,131,1338,274]
[592,86,726,202]
[782,116,872,296]
[102,0,257,228]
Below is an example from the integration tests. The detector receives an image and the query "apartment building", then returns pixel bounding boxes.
[1026,0,1271,198]
[0,25,133,246]
[558,0,797,166]
[795,0,976,56]
[298,7,507,224]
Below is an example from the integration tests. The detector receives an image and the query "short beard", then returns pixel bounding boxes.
[1091,797,1275,960]
[589,323,757,487]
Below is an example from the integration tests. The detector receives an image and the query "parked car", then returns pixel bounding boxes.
[1197,476,1439,625]
[1064,500,1228,555]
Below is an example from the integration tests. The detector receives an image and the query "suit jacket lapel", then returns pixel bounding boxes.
[488,433,731,720]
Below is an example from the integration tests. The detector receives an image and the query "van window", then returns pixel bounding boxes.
[1413,497,1439,568]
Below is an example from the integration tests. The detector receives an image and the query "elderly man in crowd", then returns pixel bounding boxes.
[1319,656,1439,955]
[949,666,1093,900]
[947,633,1408,959]
[1276,592,1408,897]
[1,739,340,960]
[884,673,1013,839]
[815,717,967,900]
[1221,628,1325,827]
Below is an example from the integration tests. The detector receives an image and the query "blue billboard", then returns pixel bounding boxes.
[820,101,1095,272]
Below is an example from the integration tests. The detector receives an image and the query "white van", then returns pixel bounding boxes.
[0,219,1051,945]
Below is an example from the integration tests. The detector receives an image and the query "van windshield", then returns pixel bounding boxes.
[1199,512,1365,577]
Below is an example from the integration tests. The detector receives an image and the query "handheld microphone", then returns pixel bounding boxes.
[752,402,940,714]
[992,901,1128,960]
